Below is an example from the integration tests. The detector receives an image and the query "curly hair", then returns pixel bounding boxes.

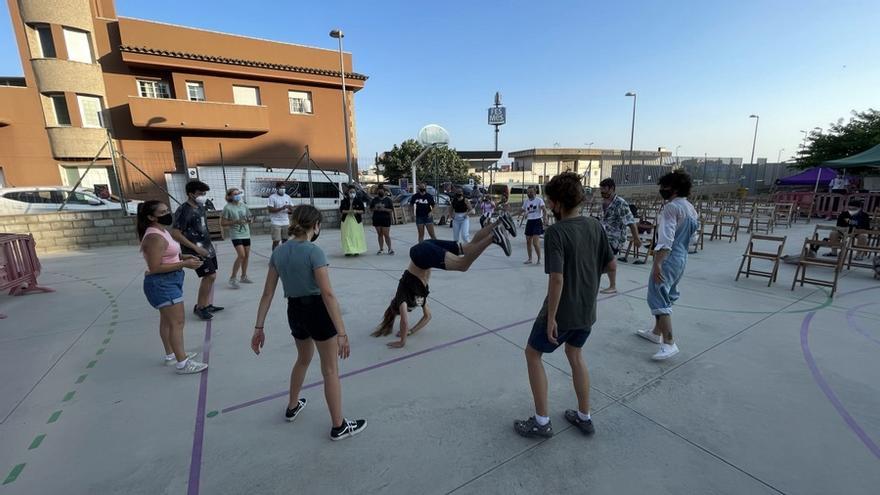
[544,172,585,211]
[657,170,693,197]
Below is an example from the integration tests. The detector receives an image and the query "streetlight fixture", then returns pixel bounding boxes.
[777,148,785,163]
[748,114,759,166]
[625,92,637,166]
[330,28,353,182]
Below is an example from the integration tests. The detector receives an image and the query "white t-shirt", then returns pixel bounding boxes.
[829,177,847,190]
[523,197,545,220]
[267,193,292,226]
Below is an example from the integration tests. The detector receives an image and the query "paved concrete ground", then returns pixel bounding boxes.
[1,217,878,494]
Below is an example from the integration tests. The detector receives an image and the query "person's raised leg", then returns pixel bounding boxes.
[470,218,497,243]
[289,338,314,410]
[526,345,549,418]
[564,343,591,416]
[315,337,343,427]
[445,233,495,271]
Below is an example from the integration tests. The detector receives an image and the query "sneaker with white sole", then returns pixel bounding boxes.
[239,276,254,284]
[228,278,240,289]
[175,359,208,374]
[636,329,663,344]
[493,225,512,256]
[285,398,307,422]
[513,416,553,438]
[651,343,679,361]
[330,418,367,441]
[499,212,518,237]
[165,351,199,366]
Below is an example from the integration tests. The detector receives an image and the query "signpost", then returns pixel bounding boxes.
[488,92,506,186]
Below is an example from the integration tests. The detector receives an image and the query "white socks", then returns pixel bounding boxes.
[577,411,591,421]
[535,414,550,426]
[164,353,175,361]
[176,358,189,369]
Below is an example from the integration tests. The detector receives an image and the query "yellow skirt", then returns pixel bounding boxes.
[340,216,367,254]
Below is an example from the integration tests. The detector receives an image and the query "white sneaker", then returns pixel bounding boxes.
[164,351,198,366]
[652,343,679,361]
[636,329,663,344]
[176,359,208,374]
[228,278,240,289]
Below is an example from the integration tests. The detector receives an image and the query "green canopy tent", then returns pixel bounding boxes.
[822,143,880,169]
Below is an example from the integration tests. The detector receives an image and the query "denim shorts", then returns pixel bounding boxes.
[143,270,185,309]
[416,215,434,225]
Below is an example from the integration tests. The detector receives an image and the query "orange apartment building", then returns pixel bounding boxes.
[0,0,366,199]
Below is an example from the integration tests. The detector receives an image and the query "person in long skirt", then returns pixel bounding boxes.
[340,184,367,256]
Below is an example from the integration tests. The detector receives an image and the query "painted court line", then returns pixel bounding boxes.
[187,320,213,495]
[3,464,25,485]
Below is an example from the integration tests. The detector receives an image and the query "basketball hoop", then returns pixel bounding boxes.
[418,124,450,147]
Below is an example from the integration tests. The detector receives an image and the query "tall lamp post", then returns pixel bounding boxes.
[748,114,760,165]
[330,29,353,182]
[777,148,785,163]
[625,92,637,166]
[674,144,681,168]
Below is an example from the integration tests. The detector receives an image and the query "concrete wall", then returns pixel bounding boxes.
[0,207,343,253]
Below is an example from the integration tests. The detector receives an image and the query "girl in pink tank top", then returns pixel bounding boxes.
[142,226,181,268]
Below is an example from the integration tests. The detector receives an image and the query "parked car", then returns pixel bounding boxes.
[0,187,140,215]
[80,187,143,213]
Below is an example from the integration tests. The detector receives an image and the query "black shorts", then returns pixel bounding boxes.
[527,317,591,353]
[231,238,251,247]
[525,218,544,236]
[373,215,392,228]
[195,256,218,278]
[287,295,338,341]
[409,239,461,270]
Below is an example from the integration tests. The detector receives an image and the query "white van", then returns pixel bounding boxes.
[488,183,544,204]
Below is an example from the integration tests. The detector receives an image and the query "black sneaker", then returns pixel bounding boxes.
[285,398,307,422]
[493,225,512,257]
[206,304,224,312]
[193,305,213,320]
[514,416,553,438]
[564,410,595,436]
[330,418,367,441]
[499,212,518,237]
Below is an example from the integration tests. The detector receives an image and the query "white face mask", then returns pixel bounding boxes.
[349,193,356,199]
[194,195,208,205]
[848,209,860,216]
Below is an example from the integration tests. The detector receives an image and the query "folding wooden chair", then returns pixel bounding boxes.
[774,203,795,229]
[751,206,776,234]
[738,202,756,233]
[712,210,739,242]
[736,234,786,286]
[791,237,848,297]
[844,228,880,273]
[701,210,719,242]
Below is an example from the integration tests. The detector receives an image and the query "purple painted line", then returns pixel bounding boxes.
[186,320,212,495]
[219,284,648,415]
[800,311,880,460]
[846,303,880,346]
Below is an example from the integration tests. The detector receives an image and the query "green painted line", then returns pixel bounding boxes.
[96,348,105,355]
[75,374,87,384]
[3,463,25,485]
[111,308,119,313]
[47,410,62,423]
[206,410,219,418]
[86,360,97,368]
[28,434,46,450]
[109,321,117,326]
[103,338,111,345]
[62,391,75,402]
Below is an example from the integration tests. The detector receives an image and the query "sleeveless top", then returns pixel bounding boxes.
[142,226,181,271]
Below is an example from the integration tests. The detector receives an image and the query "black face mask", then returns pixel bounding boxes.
[551,208,562,221]
[418,188,426,193]
[311,226,321,242]
[157,213,173,226]
[659,189,674,200]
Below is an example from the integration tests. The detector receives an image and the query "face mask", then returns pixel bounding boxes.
[659,189,673,200]
[194,195,208,205]
[848,209,860,215]
[457,193,463,198]
[419,188,426,193]
[600,191,611,199]
[378,191,385,197]
[349,193,356,199]
[232,194,242,202]
[157,213,173,226]
[276,188,284,195]
[311,226,321,242]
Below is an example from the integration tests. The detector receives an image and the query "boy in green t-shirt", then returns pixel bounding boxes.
[221,188,254,289]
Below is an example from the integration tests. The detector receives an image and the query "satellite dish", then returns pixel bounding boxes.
[418,124,450,147]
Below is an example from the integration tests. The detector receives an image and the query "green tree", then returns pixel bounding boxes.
[378,139,471,185]
[795,108,880,169]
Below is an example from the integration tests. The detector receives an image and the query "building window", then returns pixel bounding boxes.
[137,79,171,99]
[62,28,93,63]
[48,94,71,126]
[77,95,104,128]
[34,25,56,58]
[232,85,260,106]
[186,81,205,102]
[288,90,313,114]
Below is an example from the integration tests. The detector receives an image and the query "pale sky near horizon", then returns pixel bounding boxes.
[2,0,878,169]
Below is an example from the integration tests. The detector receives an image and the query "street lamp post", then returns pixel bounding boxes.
[748,114,760,166]
[674,145,681,168]
[777,148,785,163]
[625,92,637,166]
[330,29,353,183]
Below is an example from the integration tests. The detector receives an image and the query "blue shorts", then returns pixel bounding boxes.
[527,317,591,353]
[416,215,434,225]
[409,239,461,270]
[143,270,185,309]
[525,218,544,236]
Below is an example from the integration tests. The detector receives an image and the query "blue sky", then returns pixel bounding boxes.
[2,0,878,169]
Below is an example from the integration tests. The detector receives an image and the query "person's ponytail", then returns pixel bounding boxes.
[288,204,322,238]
